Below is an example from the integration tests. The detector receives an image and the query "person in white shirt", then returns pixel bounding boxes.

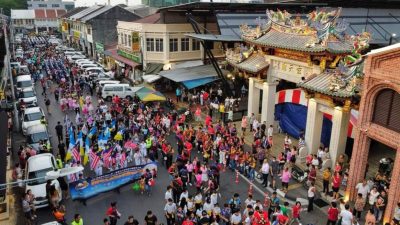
[244,195,256,208]
[355,179,370,200]
[340,204,353,225]
[260,160,270,187]
[230,209,242,225]
[203,198,214,215]
[210,192,219,206]
[180,189,189,202]
[368,187,380,207]
[165,186,173,203]
[267,125,273,137]
[164,198,177,225]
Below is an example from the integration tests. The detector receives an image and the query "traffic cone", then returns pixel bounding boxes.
[235,171,239,184]
[248,184,253,195]
[264,193,269,207]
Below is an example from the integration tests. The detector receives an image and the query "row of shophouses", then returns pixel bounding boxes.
[57,2,400,222]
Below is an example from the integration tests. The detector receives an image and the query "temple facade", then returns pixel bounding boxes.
[226,8,370,166]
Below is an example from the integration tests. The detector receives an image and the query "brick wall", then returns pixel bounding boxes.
[347,46,400,223]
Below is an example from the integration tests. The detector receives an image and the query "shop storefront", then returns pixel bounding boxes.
[95,42,105,64]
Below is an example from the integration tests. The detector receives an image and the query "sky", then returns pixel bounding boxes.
[73,0,141,7]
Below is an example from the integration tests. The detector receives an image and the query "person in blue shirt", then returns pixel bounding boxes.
[176,87,182,102]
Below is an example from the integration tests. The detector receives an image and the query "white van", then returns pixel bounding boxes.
[16,75,33,91]
[98,80,120,87]
[101,84,137,101]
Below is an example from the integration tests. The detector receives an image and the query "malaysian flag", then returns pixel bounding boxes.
[102,148,112,169]
[120,152,126,168]
[90,150,100,170]
[72,147,80,162]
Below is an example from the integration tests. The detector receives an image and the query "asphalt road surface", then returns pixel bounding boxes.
[11,81,327,225]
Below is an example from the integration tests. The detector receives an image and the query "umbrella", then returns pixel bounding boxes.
[136,87,166,102]
[124,141,137,149]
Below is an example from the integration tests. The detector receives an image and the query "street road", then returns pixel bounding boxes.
[11,81,327,225]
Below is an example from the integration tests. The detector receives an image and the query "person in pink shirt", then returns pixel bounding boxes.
[281,167,291,193]
[195,107,201,122]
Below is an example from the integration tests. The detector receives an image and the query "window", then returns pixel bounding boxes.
[169,38,178,52]
[372,89,400,132]
[155,38,163,52]
[38,4,47,7]
[128,35,131,47]
[119,34,122,45]
[146,38,154,51]
[124,34,127,46]
[192,38,201,51]
[51,4,60,7]
[87,28,91,35]
[181,38,189,51]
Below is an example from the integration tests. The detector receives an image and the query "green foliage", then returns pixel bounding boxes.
[0,0,27,16]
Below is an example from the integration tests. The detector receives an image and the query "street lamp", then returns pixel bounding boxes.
[389,33,397,45]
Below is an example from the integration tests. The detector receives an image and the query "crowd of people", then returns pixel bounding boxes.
[9,34,400,225]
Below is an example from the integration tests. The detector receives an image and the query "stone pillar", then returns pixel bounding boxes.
[383,148,400,224]
[261,81,277,127]
[305,98,323,154]
[248,78,255,117]
[328,106,350,165]
[346,132,370,201]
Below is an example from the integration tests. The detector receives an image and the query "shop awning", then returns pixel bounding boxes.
[145,63,163,75]
[142,74,162,83]
[104,49,139,68]
[159,65,226,89]
[182,77,219,89]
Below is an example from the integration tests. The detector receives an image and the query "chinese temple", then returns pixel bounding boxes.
[226,8,370,164]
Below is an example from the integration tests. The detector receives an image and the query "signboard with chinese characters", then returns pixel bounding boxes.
[132,32,140,52]
[269,56,317,83]
[95,42,104,54]
[117,49,141,63]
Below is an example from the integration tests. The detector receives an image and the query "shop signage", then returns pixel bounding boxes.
[95,42,104,54]
[117,49,141,63]
[132,32,140,52]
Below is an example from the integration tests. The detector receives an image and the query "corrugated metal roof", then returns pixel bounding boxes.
[60,7,88,18]
[11,10,35,19]
[185,33,241,42]
[134,13,160,24]
[159,65,226,82]
[217,8,400,45]
[69,5,103,20]
[80,5,113,22]
[217,13,266,38]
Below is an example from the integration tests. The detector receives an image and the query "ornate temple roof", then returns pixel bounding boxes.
[240,8,354,54]
[226,51,269,74]
[298,64,363,98]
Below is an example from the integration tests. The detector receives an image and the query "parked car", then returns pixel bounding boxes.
[26,124,51,152]
[79,63,97,70]
[18,87,37,107]
[21,107,45,135]
[25,153,61,208]
[16,75,33,92]
[68,55,86,62]
[85,67,104,75]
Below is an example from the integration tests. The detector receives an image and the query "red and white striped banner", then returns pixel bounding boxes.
[275,88,358,138]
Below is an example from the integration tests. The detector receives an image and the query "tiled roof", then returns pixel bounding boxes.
[227,53,269,74]
[244,27,353,54]
[34,9,46,19]
[297,71,356,98]
[56,9,66,17]
[46,9,56,19]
